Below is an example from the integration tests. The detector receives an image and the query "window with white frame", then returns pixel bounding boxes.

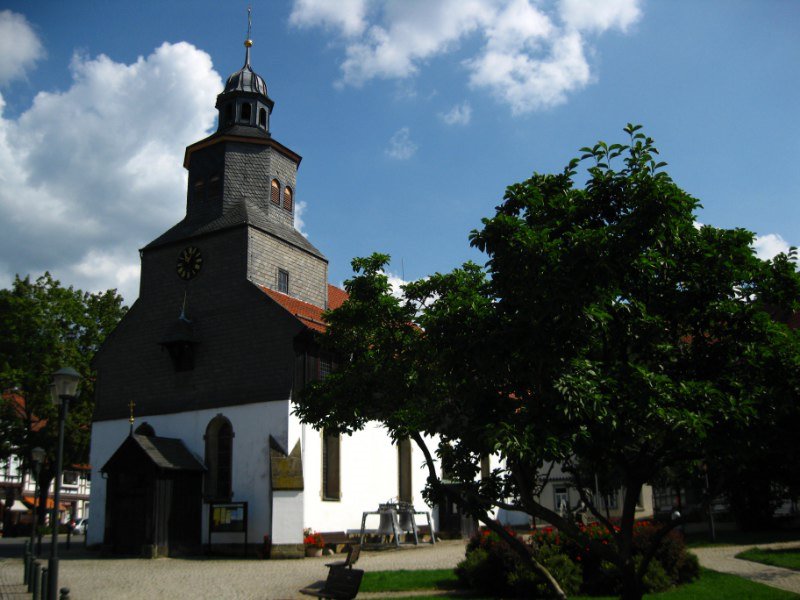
[554,486,569,514]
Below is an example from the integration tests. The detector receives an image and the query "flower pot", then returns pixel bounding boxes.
[305,547,323,557]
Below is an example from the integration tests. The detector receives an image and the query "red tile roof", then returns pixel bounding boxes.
[1,392,46,432]
[327,284,348,310]
[258,284,348,333]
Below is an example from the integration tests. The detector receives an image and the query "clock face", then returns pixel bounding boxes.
[176,246,203,280]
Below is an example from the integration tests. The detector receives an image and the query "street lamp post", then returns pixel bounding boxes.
[48,367,80,600]
[28,447,46,554]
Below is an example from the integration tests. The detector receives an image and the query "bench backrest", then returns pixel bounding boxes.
[345,543,361,567]
[326,567,364,599]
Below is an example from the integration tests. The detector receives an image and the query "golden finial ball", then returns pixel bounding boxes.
[245,39,253,48]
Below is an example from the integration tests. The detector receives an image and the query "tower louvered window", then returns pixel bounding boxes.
[194,180,205,202]
[208,175,222,203]
[283,186,293,211]
[270,179,280,205]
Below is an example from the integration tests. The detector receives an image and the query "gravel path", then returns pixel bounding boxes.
[7,540,799,598]
[0,541,468,600]
[692,541,800,596]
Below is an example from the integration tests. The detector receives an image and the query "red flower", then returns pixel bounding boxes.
[304,532,325,548]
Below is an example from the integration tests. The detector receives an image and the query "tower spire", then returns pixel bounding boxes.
[244,6,253,67]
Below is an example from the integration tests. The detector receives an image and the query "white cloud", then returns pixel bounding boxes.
[559,0,641,32]
[0,11,44,85]
[290,0,641,114]
[294,200,309,237]
[753,233,792,260]
[382,270,408,299]
[338,0,492,86]
[385,127,417,159]
[440,101,472,125]
[0,42,221,303]
[289,0,372,37]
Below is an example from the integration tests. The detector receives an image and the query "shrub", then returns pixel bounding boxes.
[638,556,672,593]
[674,550,700,584]
[533,547,583,598]
[631,522,699,585]
[458,528,582,598]
[460,522,697,597]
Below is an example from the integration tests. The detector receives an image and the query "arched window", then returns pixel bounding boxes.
[193,180,205,202]
[270,179,280,205]
[259,108,267,128]
[208,175,222,203]
[225,104,233,125]
[283,186,293,211]
[322,429,340,500]
[240,102,252,123]
[398,438,412,503]
[205,416,234,500]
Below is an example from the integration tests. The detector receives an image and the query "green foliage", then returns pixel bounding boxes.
[0,272,127,499]
[532,521,698,595]
[637,556,672,594]
[457,530,582,598]
[631,524,699,585]
[297,125,800,600]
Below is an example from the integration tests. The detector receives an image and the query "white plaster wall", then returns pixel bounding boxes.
[272,491,304,544]
[300,420,438,534]
[87,400,291,546]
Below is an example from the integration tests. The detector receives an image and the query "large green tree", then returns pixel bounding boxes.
[296,126,800,600]
[0,273,127,519]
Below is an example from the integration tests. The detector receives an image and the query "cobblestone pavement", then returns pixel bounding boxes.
[6,540,798,599]
[0,559,29,600]
[692,541,800,596]
[0,540,467,600]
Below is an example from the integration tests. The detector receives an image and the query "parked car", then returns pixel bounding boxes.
[73,518,88,535]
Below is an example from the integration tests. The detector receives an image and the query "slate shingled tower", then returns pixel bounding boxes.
[88,22,338,554]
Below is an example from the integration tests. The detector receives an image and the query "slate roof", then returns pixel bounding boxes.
[259,284,348,333]
[102,434,206,473]
[143,196,325,260]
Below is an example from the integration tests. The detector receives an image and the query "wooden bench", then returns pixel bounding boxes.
[325,543,360,570]
[299,567,364,599]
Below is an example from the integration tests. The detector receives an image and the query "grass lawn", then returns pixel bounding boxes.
[737,547,800,572]
[685,529,800,549]
[365,568,800,599]
[360,568,461,593]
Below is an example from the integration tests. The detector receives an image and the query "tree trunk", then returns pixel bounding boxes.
[620,572,644,600]
[409,433,568,599]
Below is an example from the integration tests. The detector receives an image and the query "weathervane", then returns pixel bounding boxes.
[244,6,253,65]
[128,398,135,434]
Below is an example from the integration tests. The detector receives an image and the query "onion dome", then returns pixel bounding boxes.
[223,39,269,97]
[215,33,274,134]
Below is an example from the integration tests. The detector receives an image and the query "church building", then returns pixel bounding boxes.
[87,34,431,557]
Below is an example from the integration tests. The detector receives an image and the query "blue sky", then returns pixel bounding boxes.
[0,0,798,303]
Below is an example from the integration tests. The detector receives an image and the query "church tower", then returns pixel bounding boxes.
[143,30,328,309]
[89,20,355,558]
[89,17,434,558]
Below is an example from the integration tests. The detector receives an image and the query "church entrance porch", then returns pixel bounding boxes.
[102,434,205,556]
